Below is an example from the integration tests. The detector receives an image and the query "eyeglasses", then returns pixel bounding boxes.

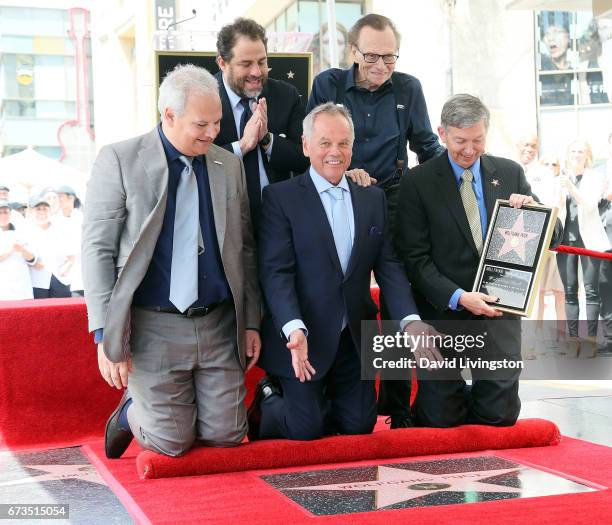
[355,47,399,64]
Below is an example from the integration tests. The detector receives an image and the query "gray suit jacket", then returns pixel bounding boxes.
[82,127,261,364]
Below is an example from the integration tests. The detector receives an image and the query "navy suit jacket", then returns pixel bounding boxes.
[258,172,418,378]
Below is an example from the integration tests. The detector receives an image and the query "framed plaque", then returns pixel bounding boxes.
[472,200,558,316]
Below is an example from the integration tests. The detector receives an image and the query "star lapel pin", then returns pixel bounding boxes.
[287,70,295,79]
[492,179,500,187]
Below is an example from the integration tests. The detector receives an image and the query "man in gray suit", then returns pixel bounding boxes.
[82,64,261,458]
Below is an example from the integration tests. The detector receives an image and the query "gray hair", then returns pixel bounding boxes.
[303,103,355,141]
[440,94,490,131]
[158,64,219,118]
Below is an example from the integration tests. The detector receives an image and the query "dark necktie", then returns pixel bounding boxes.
[239,98,262,232]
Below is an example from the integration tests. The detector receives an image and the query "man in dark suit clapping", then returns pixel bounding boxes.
[214,18,309,233]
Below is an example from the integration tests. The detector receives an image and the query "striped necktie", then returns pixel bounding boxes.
[459,169,483,254]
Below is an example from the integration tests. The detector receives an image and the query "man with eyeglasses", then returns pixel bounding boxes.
[307,13,444,429]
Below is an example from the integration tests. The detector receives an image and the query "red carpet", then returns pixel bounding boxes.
[137,418,560,479]
[0,298,122,450]
[83,435,612,524]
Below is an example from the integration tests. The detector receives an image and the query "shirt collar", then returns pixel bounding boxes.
[222,75,248,110]
[157,122,201,166]
[347,64,393,93]
[158,122,184,163]
[447,152,482,186]
[221,75,250,111]
[309,166,350,194]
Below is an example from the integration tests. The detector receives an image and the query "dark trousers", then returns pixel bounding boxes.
[557,246,601,337]
[259,329,377,440]
[377,181,412,418]
[414,319,522,428]
[600,257,612,349]
[33,275,72,299]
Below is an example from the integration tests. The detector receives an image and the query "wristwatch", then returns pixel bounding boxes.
[259,132,272,147]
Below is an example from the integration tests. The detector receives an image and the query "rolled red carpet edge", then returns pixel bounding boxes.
[136,418,560,479]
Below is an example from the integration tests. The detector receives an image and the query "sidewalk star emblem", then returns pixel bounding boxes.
[285,465,521,509]
[261,455,596,516]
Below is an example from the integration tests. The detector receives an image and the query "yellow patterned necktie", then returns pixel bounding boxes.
[459,169,483,254]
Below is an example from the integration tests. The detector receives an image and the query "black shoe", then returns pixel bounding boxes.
[105,390,134,459]
[247,376,281,441]
[386,414,415,429]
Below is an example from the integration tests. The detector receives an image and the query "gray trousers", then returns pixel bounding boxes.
[127,304,246,456]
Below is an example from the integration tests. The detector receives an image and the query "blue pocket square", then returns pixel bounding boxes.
[369,226,382,236]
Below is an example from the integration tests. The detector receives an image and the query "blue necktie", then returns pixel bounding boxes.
[327,186,352,273]
[169,156,199,312]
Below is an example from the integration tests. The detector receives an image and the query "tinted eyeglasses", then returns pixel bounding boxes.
[355,47,399,64]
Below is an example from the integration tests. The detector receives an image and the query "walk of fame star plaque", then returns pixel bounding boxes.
[260,455,597,516]
[473,200,558,316]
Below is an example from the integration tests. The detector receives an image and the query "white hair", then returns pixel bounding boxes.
[157,64,219,118]
[303,102,355,141]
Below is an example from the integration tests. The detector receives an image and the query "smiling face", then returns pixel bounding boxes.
[567,140,591,172]
[351,25,397,90]
[33,203,51,227]
[217,35,268,99]
[302,113,353,185]
[517,135,539,166]
[438,120,487,169]
[162,91,222,157]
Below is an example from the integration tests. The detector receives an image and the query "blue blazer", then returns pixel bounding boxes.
[258,172,418,378]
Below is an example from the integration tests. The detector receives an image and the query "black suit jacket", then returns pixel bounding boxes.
[258,172,418,378]
[214,72,309,186]
[394,152,561,321]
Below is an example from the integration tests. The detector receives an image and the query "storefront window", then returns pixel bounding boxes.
[537,11,610,107]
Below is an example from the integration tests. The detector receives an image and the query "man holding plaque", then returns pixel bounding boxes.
[395,94,561,428]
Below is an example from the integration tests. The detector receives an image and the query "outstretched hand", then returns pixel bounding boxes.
[286,329,316,382]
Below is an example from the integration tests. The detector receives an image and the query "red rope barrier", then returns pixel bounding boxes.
[554,245,612,261]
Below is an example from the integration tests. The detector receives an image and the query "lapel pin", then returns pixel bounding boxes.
[492,179,499,187]
[213,160,223,165]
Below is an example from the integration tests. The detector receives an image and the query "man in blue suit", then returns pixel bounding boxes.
[249,103,432,441]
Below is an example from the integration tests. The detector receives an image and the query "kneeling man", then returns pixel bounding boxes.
[250,102,426,440]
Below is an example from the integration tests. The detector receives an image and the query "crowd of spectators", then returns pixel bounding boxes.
[0,184,83,300]
[520,132,612,353]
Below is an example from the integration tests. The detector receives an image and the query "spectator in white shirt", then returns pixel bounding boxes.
[28,195,75,299]
[0,200,37,300]
[57,185,84,296]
